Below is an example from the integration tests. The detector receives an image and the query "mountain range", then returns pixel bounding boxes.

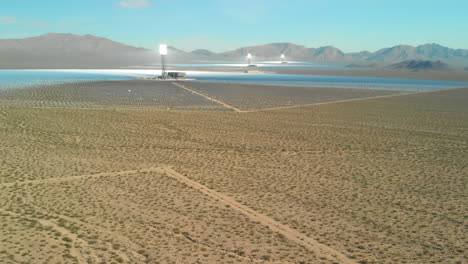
[0,33,157,68]
[1,33,467,68]
[386,60,456,71]
[207,43,468,67]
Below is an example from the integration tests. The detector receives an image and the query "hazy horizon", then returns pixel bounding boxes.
[2,32,468,55]
[1,0,467,53]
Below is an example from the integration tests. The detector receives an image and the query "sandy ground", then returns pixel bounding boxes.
[0,83,467,263]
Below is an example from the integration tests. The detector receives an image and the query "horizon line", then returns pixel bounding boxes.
[1,32,467,54]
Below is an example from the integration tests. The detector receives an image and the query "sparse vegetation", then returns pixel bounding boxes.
[0,82,466,263]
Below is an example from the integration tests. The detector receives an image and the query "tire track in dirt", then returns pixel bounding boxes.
[242,91,415,113]
[2,165,357,263]
[160,167,358,264]
[21,194,146,263]
[172,82,243,112]
[0,208,99,263]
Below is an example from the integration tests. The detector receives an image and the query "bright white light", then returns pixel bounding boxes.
[247,53,252,59]
[159,44,168,55]
[281,54,285,59]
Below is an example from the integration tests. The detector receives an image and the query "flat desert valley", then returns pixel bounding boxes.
[0,76,467,264]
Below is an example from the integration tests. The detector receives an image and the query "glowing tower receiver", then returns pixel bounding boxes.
[281,54,285,63]
[247,53,252,65]
[159,44,168,79]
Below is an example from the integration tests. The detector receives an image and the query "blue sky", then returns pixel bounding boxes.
[1,0,467,52]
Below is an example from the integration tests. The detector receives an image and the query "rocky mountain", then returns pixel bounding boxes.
[1,33,467,68]
[368,45,418,62]
[167,46,190,57]
[386,60,456,71]
[214,43,468,67]
[215,43,350,62]
[0,33,160,68]
[218,43,312,60]
[190,49,215,57]
[366,44,468,66]
[308,46,346,62]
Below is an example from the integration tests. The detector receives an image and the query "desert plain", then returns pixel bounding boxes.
[0,76,467,264]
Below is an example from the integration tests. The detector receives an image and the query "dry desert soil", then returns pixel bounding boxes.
[0,81,467,264]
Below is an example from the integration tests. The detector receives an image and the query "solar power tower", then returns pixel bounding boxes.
[159,44,168,79]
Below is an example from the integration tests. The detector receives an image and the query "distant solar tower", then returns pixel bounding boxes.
[247,53,252,65]
[159,44,168,79]
[281,54,285,63]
